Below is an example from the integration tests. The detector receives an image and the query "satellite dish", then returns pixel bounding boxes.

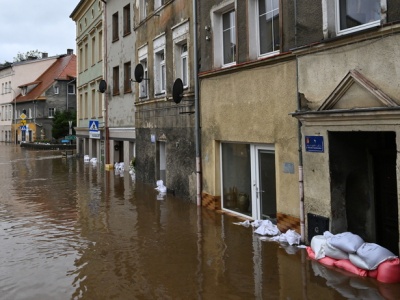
[172,78,184,104]
[134,64,144,83]
[99,80,107,93]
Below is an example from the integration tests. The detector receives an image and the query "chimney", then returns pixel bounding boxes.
[67,49,74,55]
[42,52,48,58]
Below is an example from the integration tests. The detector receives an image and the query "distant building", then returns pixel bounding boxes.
[14,52,76,142]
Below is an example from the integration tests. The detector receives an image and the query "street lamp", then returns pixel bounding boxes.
[5,87,17,144]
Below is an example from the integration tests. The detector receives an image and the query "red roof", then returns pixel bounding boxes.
[17,54,76,103]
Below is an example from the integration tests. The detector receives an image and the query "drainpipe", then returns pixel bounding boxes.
[296,58,305,243]
[193,0,202,206]
[101,0,110,165]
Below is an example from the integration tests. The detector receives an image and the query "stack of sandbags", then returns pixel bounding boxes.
[307,232,399,283]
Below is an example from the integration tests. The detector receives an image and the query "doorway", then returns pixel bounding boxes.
[329,131,399,254]
[157,141,166,184]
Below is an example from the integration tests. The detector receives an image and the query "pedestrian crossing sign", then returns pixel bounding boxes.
[89,120,99,131]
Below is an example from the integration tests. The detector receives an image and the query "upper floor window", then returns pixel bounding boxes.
[113,66,120,95]
[54,85,59,94]
[222,10,236,65]
[322,0,384,38]
[124,61,132,93]
[140,0,148,20]
[172,20,190,88]
[112,12,119,41]
[181,44,188,87]
[68,84,75,95]
[123,4,131,36]
[212,1,236,68]
[139,59,148,99]
[258,0,279,55]
[336,0,380,34]
[48,108,56,118]
[154,50,166,95]
[155,0,165,10]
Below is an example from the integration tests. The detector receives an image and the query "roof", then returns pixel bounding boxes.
[16,54,76,103]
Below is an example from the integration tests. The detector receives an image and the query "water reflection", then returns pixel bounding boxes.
[0,144,399,299]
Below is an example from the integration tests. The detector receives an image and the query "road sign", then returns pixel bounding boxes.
[89,120,99,131]
[20,113,26,119]
[65,135,76,140]
[20,126,26,130]
[20,119,26,125]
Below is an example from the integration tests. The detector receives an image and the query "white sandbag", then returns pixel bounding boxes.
[325,241,349,260]
[281,229,301,246]
[254,220,280,236]
[351,243,397,270]
[310,235,326,260]
[329,232,364,253]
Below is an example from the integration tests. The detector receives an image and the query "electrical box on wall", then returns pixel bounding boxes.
[307,213,329,243]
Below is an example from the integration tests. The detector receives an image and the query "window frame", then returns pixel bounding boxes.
[48,107,56,118]
[112,11,119,41]
[153,34,166,96]
[124,61,132,93]
[211,1,236,68]
[123,4,131,36]
[335,0,381,36]
[172,20,190,89]
[113,65,120,95]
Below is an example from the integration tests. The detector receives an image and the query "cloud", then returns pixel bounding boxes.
[0,0,80,62]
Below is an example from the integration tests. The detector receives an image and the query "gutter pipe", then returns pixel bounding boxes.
[193,0,202,206]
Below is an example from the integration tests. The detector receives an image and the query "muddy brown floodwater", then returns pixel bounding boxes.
[0,144,399,300]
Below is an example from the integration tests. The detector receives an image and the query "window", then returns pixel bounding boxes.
[79,47,83,71]
[139,59,148,99]
[172,21,190,88]
[54,85,59,94]
[113,66,120,95]
[154,34,166,95]
[124,61,132,93]
[68,84,75,95]
[154,50,166,95]
[155,0,165,10]
[92,88,96,118]
[123,4,131,36]
[98,30,103,61]
[181,44,188,87]
[138,44,148,99]
[140,0,147,20]
[212,1,236,67]
[322,0,383,38]
[112,12,119,41]
[222,10,236,65]
[48,108,56,118]
[257,0,280,56]
[92,36,96,65]
[84,42,88,70]
[336,0,380,34]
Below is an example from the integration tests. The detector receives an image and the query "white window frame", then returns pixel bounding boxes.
[248,0,280,59]
[322,0,386,39]
[155,0,165,10]
[54,85,59,95]
[140,0,147,20]
[48,107,56,118]
[138,44,148,99]
[68,83,75,95]
[153,34,166,96]
[335,0,381,36]
[211,1,236,68]
[172,20,190,88]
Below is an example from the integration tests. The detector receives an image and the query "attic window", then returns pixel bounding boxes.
[54,86,59,94]
[21,86,27,96]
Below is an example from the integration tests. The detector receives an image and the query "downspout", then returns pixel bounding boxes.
[296,58,305,244]
[101,0,110,165]
[193,0,202,206]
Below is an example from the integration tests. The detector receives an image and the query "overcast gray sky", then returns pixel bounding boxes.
[0,0,80,63]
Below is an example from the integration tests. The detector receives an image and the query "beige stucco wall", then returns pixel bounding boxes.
[297,31,400,245]
[200,59,300,217]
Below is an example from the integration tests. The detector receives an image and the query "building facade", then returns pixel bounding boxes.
[71,0,106,162]
[133,0,197,199]
[105,0,136,170]
[293,0,400,254]
[0,55,58,142]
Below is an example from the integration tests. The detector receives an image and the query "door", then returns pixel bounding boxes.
[254,147,277,221]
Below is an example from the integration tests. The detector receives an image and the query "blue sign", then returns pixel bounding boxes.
[305,136,324,153]
[20,126,26,130]
[89,120,99,132]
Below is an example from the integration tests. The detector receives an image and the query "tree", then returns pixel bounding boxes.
[52,110,76,140]
[14,50,43,62]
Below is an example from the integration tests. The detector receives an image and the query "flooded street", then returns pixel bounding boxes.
[0,144,399,300]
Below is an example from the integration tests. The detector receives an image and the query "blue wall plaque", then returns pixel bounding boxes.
[305,136,324,153]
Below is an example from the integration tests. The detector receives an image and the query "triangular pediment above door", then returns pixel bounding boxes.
[317,69,398,111]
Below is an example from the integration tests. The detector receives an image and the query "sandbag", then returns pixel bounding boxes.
[325,241,349,260]
[329,232,364,253]
[310,235,326,259]
[354,243,397,270]
[306,246,336,266]
[376,258,400,283]
[334,259,368,277]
